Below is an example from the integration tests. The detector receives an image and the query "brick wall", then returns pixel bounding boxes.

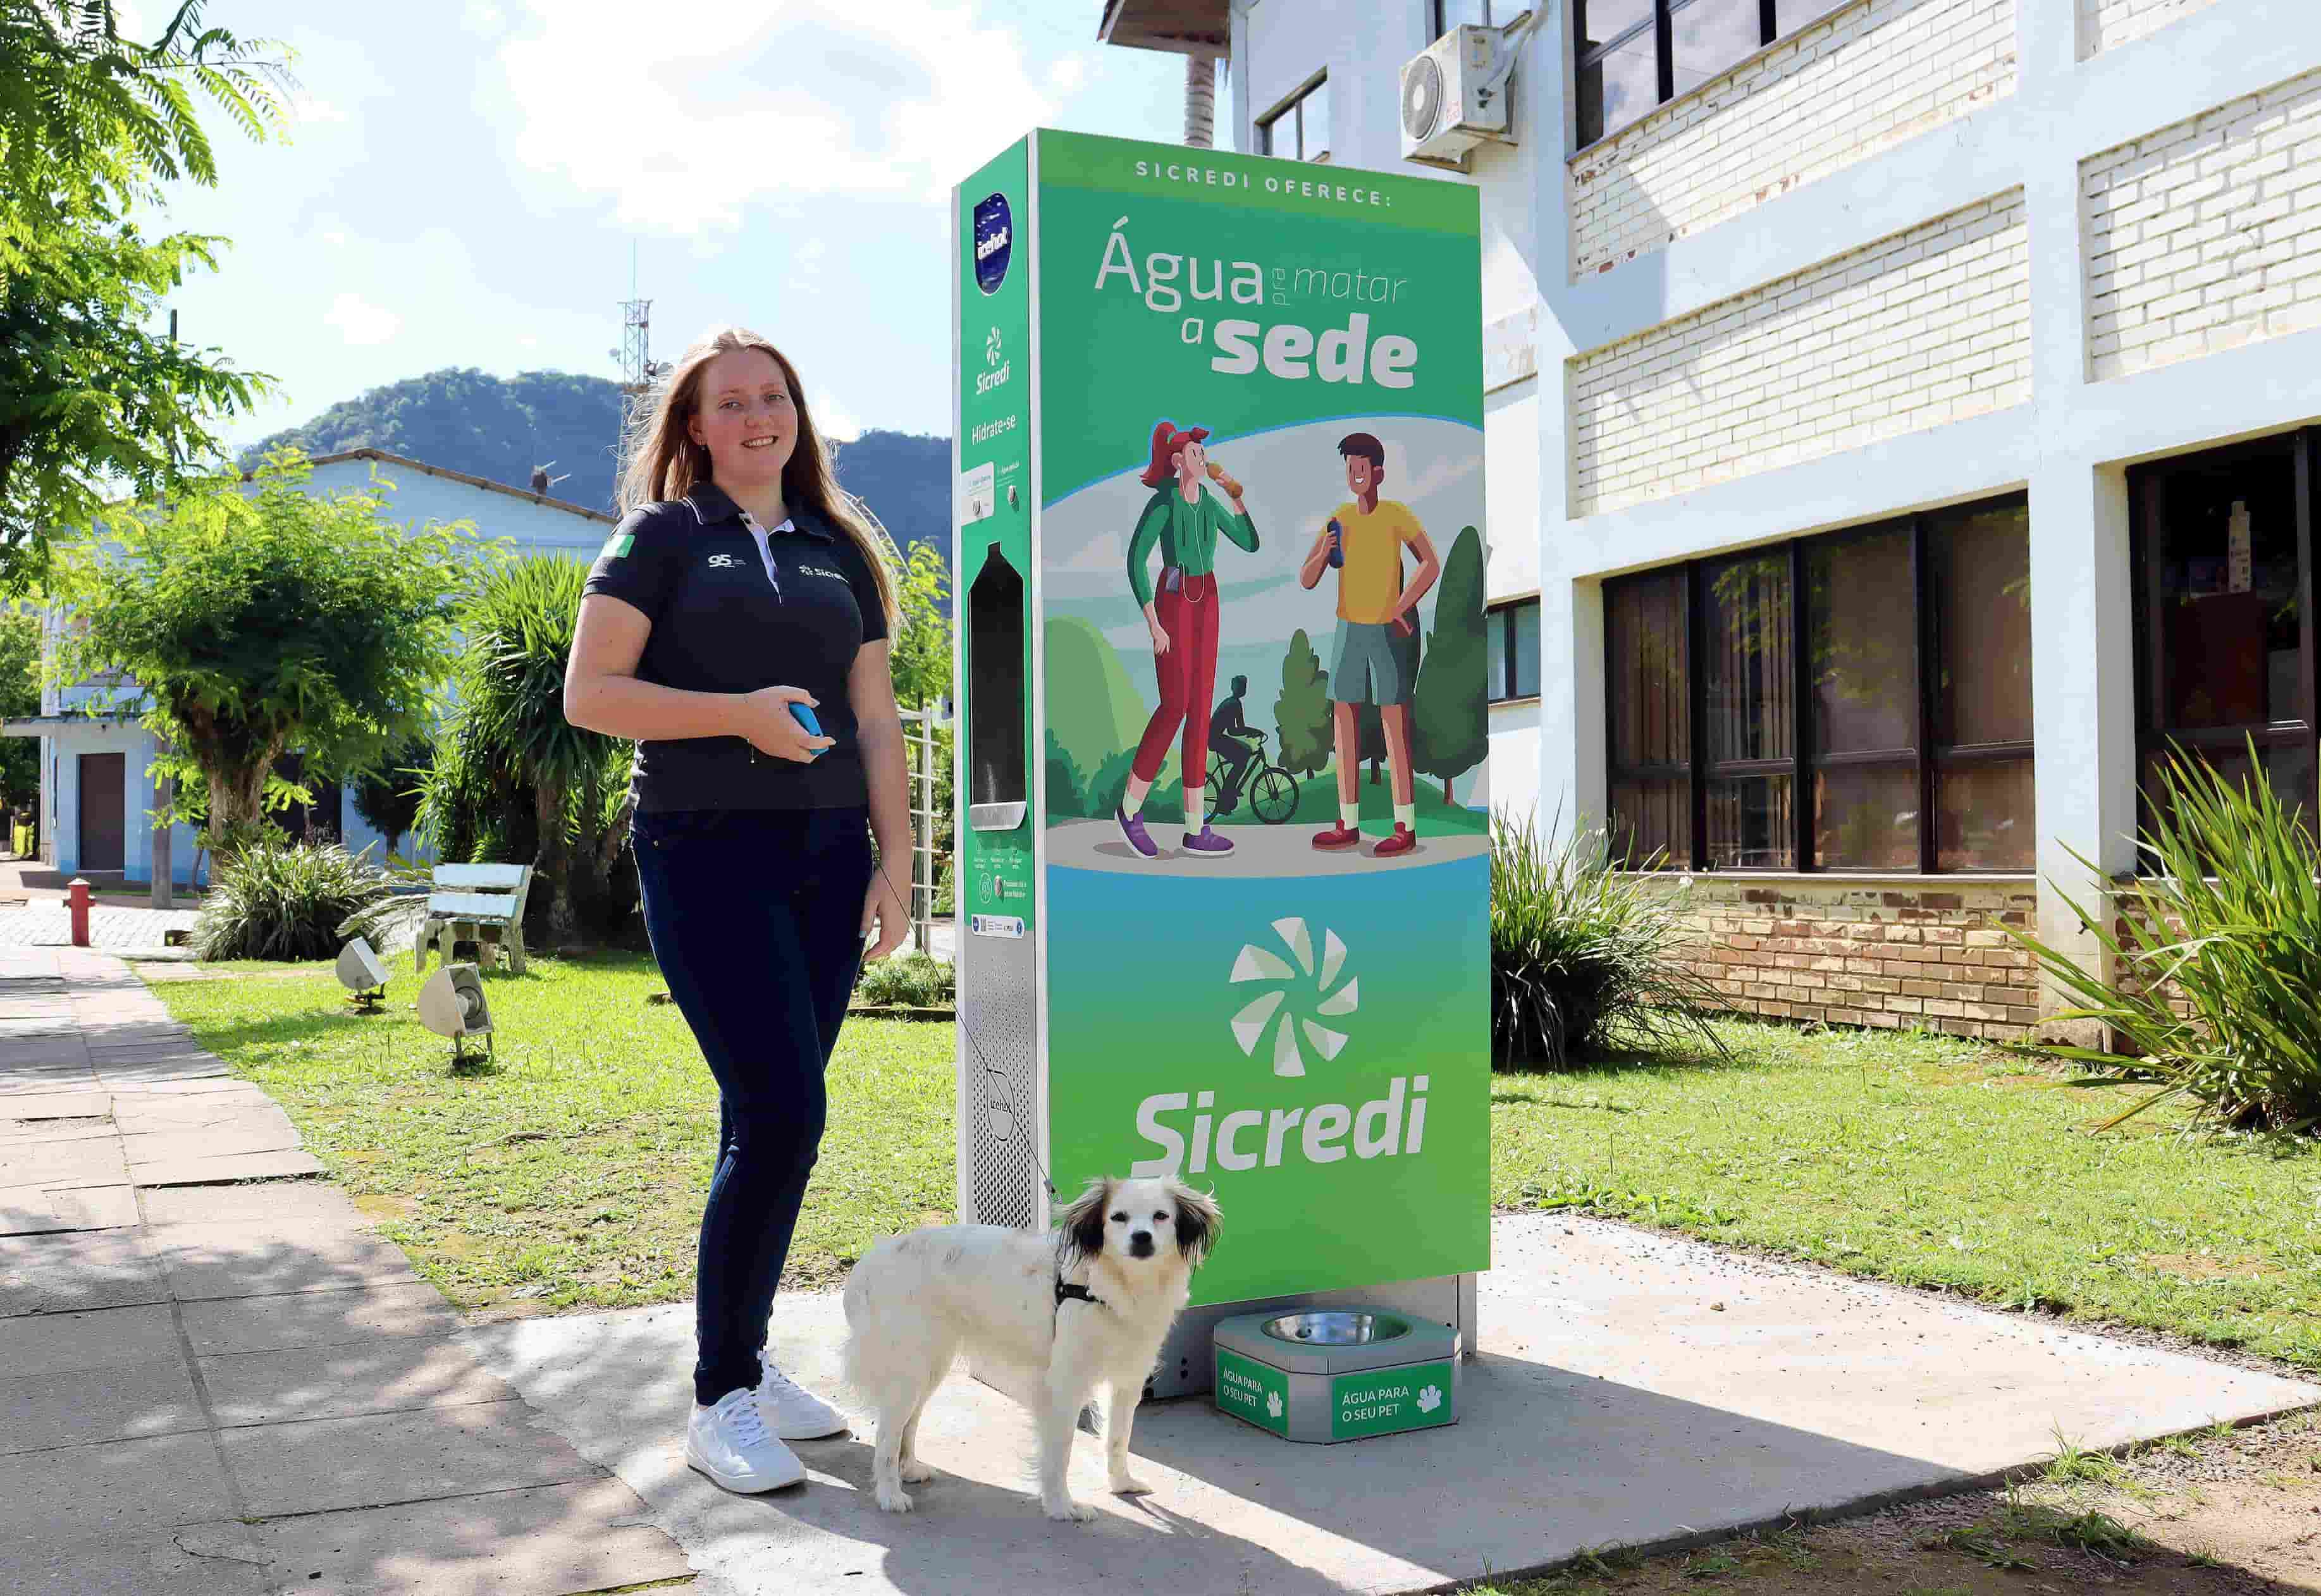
[2079,0,2222,57]
[2081,66,2321,382]
[1647,875,2043,1041]
[1568,0,2015,282]
[1568,192,2030,517]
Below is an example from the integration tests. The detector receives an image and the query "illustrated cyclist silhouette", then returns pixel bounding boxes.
[1209,674,1264,802]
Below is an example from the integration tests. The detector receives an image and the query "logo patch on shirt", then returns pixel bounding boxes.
[706,553,744,570]
[798,565,849,582]
[601,533,634,559]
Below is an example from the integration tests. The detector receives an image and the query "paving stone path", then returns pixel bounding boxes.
[0,902,201,953]
[0,947,693,1595]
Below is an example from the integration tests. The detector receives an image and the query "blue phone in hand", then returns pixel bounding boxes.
[789,701,825,757]
[1326,517,1345,568]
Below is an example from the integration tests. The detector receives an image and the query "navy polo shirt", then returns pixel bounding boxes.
[584,481,890,813]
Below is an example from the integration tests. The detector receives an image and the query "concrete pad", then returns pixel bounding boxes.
[202,1334,518,1425]
[464,1215,2321,1596]
[218,1399,606,1517]
[97,1055,232,1087]
[144,1179,373,1230]
[182,1280,460,1356]
[131,1147,323,1186]
[248,1477,692,1596]
[105,1074,262,1095]
[151,1221,419,1300]
[0,1088,110,1119]
[0,1134,126,1186]
[0,1061,97,1092]
[0,1431,236,1549]
[0,1114,114,1143]
[110,1090,283,1135]
[0,1181,137,1235]
[0,1227,167,1317]
[124,1121,303,1168]
[0,1302,183,1377]
[0,1521,272,1596]
[0,1354,206,1455]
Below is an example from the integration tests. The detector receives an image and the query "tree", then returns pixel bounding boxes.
[348,735,431,862]
[54,448,480,854]
[887,538,951,711]
[1411,525,1488,806]
[1274,629,1332,778]
[0,608,40,812]
[1,1,292,592]
[450,555,634,948]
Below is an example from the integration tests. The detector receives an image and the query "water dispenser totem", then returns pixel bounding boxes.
[951,130,1491,1398]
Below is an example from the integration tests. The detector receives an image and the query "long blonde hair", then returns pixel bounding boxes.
[617,325,899,630]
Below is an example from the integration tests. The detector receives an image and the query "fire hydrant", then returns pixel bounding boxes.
[66,878,90,948]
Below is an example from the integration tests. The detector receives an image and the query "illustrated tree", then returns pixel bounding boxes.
[1044,728,1086,819]
[53,449,479,858]
[448,554,636,949]
[1,1,292,594]
[1411,526,1488,805]
[1272,629,1333,778]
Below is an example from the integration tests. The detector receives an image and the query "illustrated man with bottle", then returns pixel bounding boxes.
[1297,431,1440,859]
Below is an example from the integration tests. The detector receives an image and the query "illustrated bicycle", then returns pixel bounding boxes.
[1205,731,1300,825]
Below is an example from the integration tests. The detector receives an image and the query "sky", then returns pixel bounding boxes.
[143,1,1217,452]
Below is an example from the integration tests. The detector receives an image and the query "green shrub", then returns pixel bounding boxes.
[2004,740,2321,1133]
[191,838,398,962]
[855,951,956,1009]
[1489,809,1729,1069]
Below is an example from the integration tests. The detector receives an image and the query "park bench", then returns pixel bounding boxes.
[415,862,533,976]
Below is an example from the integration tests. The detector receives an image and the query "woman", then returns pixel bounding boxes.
[564,326,910,1495]
[1115,419,1258,859]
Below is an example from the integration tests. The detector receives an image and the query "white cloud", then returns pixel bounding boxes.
[463,0,507,34]
[1048,54,1089,94]
[294,94,350,125]
[490,1,1061,233]
[324,292,402,347]
[815,386,865,444]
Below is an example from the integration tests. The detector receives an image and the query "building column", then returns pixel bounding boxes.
[1531,0,1589,840]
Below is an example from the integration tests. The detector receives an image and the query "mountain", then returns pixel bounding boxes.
[240,368,951,561]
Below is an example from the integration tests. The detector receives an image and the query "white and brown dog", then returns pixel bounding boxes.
[840,1176,1220,1520]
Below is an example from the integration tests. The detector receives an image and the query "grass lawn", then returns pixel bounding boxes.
[151,952,954,1317]
[1494,1020,2321,1370]
[155,959,2320,1366]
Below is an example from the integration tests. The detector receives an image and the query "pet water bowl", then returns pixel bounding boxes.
[1211,1308,1460,1444]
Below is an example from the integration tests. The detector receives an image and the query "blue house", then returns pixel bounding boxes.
[5,450,615,884]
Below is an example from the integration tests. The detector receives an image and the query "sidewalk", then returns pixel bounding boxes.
[464,1218,2320,1596]
[0,947,692,1595]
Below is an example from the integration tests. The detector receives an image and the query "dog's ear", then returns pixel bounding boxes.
[1059,1177,1112,1267]
[1169,1182,1221,1268]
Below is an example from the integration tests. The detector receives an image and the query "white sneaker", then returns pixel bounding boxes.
[686,1388,806,1493]
[754,1356,849,1440]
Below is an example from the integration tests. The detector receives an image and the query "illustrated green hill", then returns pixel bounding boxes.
[1042,614,1170,780]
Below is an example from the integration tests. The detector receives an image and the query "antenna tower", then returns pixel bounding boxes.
[609,243,668,503]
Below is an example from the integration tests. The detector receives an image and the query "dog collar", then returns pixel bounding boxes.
[1054,1279,1107,1311]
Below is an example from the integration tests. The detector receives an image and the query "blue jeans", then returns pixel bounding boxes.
[631,805,873,1406]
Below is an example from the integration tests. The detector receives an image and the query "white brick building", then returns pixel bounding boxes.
[1102,0,2321,1038]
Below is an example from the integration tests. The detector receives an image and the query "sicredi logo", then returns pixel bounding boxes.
[972,192,1011,296]
[1130,918,1424,1177]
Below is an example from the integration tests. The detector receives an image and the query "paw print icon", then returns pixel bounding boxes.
[1265,1390,1284,1420]
[1416,1384,1443,1415]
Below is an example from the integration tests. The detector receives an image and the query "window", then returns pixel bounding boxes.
[1575,0,1848,147]
[1605,491,2035,873]
[2129,434,2318,847]
[1487,598,1540,703]
[1259,74,1331,163]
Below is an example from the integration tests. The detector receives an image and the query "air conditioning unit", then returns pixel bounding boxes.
[1400,24,1511,169]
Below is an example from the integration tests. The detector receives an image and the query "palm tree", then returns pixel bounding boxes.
[454,556,630,948]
